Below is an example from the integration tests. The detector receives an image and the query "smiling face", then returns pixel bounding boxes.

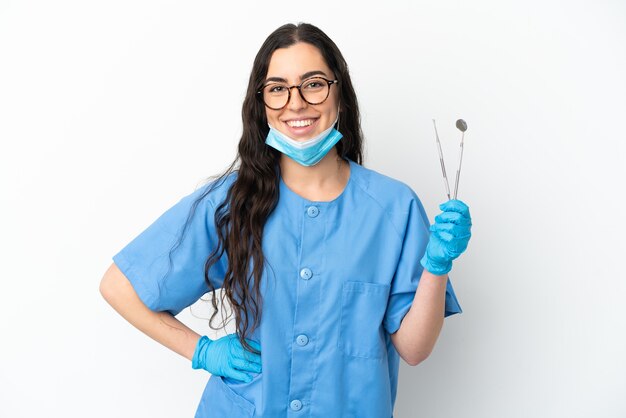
[264,42,340,141]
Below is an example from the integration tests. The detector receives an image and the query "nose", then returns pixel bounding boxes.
[287,86,307,111]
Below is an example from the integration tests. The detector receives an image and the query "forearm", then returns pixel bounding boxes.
[100,263,201,361]
[391,269,448,366]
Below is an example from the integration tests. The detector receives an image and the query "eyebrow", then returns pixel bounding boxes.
[264,70,329,84]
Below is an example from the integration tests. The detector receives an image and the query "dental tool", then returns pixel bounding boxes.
[431,119,468,200]
[432,119,451,200]
[454,119,467,200]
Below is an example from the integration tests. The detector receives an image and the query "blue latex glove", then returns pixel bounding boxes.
[420,199,472,276]
[192,334,262,383]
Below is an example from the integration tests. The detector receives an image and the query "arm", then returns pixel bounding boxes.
[391,198,472,365]
[101,262,262,382]
[390,269,448,366]
[99,262,201,361]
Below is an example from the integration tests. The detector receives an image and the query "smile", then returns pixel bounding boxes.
[285,119,317,128]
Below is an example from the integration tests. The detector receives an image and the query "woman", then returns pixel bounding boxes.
[100,22,472,418]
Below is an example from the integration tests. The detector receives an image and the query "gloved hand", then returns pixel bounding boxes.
[420,199,472,276]
[192,334,262,383]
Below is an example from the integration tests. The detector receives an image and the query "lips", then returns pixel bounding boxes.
[282,117,320,137]
[284,117,319,126]
[286,119,315,127]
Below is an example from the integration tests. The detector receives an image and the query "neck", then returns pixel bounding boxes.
[279,147,348,190]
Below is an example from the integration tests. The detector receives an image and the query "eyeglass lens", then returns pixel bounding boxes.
[262,78,331,109]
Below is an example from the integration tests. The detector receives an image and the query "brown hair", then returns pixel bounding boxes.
[170,22,364,354]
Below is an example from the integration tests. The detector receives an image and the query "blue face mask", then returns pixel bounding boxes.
[265,114,343,167]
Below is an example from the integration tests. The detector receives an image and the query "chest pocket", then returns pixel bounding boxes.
[338,281,391,359]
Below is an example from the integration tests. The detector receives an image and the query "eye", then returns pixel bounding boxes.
[303,79,324,89]
[266,84,287,94]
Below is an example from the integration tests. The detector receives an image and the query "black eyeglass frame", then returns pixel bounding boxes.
[257,77,339,110]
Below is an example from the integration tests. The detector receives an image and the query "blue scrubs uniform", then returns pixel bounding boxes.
[113,158,462,418]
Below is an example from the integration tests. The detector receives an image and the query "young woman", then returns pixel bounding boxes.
[100,22,472,418]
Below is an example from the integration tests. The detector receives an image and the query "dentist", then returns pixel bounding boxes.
[101,22,472,418]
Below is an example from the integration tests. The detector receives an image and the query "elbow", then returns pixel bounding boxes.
[99,273,114,303]
[391,330,435,366]
[99,263,122,304]
[405,350,432,367]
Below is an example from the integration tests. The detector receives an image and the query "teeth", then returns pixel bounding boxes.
[287,119,314,128]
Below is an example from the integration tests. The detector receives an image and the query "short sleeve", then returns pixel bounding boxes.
[112,184,225,316]
[383,193,462,335]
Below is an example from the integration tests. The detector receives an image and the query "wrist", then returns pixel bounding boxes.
[191,335,211,370]
[420,254,452,276]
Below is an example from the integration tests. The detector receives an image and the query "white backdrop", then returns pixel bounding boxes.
[1,1,625,417]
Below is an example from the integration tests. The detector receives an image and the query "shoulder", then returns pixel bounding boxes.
[350,161,428,235]
[157,172,237,231]
[350,161,421,211]
[185,171,238,210]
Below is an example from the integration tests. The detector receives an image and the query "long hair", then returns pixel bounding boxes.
[170,22,364,354]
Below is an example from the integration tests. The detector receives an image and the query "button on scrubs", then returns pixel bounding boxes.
[112,158,462,418]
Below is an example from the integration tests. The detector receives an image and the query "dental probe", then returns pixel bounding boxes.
[432,119,451,200]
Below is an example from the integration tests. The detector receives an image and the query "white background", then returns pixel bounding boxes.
[1,1,625,417]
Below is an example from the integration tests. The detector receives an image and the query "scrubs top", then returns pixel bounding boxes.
[112,157,462,418]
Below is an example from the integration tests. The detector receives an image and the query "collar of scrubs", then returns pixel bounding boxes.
[279,158,355,206]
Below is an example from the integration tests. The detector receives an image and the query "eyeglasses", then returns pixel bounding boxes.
[257,77,338,110]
